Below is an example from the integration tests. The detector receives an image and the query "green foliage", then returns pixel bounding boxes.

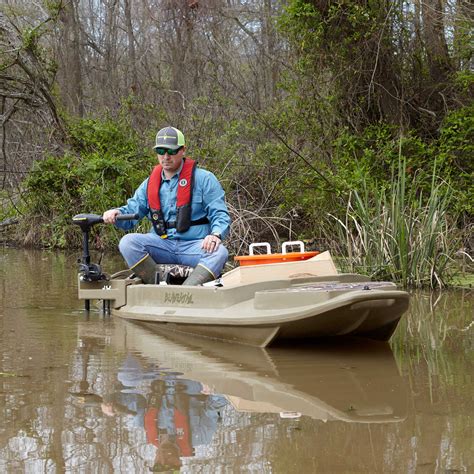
[21,117,154,248]
[21,20,53,58]
[278,1,323,52]
[436,104,474,216]
[331,126,436,193]
[453,70,474,92]
[278,0,394,129]
[279,1,381,52]
[266,121,439,239]
[67,117,141,156]
[43,1,63,18]
[278,0,472,140]
[22,27,40,52]
[265,110,472,244]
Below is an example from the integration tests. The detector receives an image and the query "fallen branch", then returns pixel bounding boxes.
[0,217,19,227]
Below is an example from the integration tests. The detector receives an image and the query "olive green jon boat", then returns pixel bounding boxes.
[74,213,410,347]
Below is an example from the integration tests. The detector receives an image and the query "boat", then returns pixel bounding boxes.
[74,213,410,347]
[104,319,409,423]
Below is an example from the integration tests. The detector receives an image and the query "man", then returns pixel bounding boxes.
[103,126,230,286]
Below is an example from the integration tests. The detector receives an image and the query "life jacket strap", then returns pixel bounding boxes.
[164,217,210,230]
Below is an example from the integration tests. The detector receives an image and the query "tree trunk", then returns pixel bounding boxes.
[262,0,277,102]
[124,0,138,92]
[58,0,84,116]
[104,0,119,110]
[421,0,452,84]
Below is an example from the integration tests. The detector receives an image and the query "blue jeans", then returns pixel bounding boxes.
[118,233,228,278]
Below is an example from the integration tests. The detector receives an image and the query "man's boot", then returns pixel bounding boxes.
[130,254,157,284]
[182,264,215,286]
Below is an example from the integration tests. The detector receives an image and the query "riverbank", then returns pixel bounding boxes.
[1,236,472,291]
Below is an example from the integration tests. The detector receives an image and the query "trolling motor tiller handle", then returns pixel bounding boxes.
[72,213,138,282]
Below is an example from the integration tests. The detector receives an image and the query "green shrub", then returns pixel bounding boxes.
[436,104,474,217]
[21,117,154,248]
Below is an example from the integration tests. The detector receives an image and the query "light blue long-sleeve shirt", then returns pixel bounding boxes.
[115,165,231,240]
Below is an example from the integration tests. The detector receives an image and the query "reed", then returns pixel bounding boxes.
[329,158,458,288]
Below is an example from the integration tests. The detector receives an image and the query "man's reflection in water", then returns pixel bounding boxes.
[102,354,228,471]
[100,391,147,426]
[100,353,159,428]
[145,378,228,471]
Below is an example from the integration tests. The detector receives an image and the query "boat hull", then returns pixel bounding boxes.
[112,281,409,346]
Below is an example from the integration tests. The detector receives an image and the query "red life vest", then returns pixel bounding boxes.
[144,407,192,456]
[147,158,208,236]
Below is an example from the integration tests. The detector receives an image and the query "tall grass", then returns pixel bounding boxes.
[329,159,459,288]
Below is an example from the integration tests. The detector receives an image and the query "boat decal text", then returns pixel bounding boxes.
[164,291,194,305]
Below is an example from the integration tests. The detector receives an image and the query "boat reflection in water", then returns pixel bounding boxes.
[110,320,408,425]
[70,319,410,471]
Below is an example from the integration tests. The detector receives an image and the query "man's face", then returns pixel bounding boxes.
[158,146,186,176]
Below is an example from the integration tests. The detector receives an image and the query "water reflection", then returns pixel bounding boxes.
[38,318,408,471]
[98,354,227,472]
[1,248,473,472]
[110,321,408,425]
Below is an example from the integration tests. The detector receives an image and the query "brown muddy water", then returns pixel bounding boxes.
[0,248,473,473]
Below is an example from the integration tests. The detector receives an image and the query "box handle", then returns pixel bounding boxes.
[282,240,305,254]
[249,242,271,256]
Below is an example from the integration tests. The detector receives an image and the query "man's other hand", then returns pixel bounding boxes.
[103,209,121,224]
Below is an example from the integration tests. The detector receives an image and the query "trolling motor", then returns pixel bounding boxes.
[72,213,138,310]
[72,213,138,281]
